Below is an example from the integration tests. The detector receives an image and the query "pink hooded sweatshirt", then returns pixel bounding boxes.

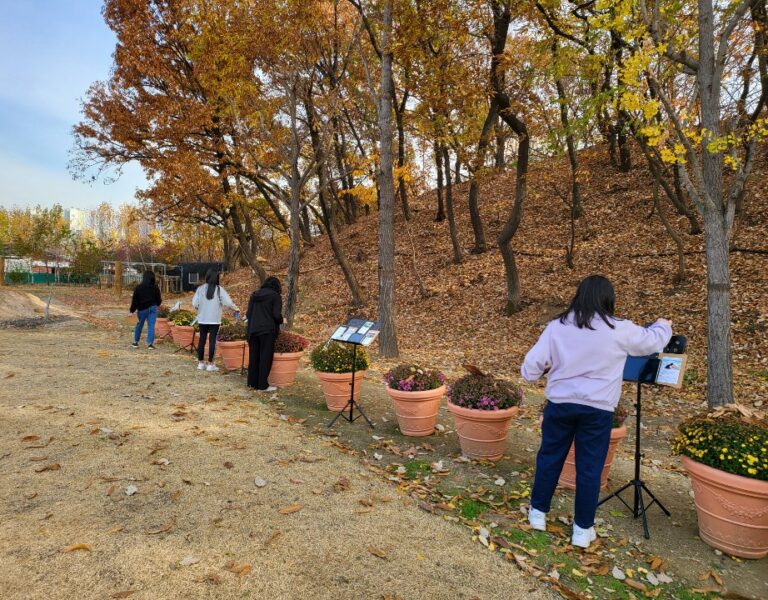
[521,314,672,412]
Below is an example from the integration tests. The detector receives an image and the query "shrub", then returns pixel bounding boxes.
[274,331,309,353]
[169,309,195,326]
[217,322,247,342]
[384,364,446,392]
[310,341,369,373]
[613,402,628,428]
[672,412,768,481]
[447,374,523,411]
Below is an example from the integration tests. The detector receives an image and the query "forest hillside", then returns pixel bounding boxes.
[228,143,768,406]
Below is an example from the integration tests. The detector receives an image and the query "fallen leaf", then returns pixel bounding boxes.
[147,517,176,535]
[180,556,200,567]
[112,592,135,599]
[106,485,116,496]
[624,579,648,592]
[254,477,267,488]
[34,463,60,473]
[223,461,234,469]
[62,543,92,553]
[201,573,222,585]
[279,504,302,515]
[264,531,282,547]
[334,477,351,492]
[224,562,252,577]
[109,525,125,534]
[24,491,38,500]
[21,435,39,442]
[4,372,15,379]
[368,546,388,559]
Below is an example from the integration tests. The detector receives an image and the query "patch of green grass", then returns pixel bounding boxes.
[749,368,768,382]
[684,368,701,385]
[458,498,485,520]
[403,459,432,479]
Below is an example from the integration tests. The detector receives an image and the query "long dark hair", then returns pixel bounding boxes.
[142,271,156,287]
[558,275,616,329]
[262,276,281,295]
[205,270,220,300]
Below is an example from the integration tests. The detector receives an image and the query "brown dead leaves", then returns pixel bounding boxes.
[146,517,176,535]
[224,562,252,578]
[34,463,60,473]
[278,504,302,515]
[367,546,388,560]
[62,543,92,553]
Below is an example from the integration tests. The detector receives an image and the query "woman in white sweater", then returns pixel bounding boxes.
[192,270,239,371]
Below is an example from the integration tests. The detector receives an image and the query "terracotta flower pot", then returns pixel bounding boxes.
[269,351,303,388]
[171,325,196,350]
[447,402,519,461]
[386,385,446,436]
[219,340,248,371]
[155,317,171,340]
[316,370,366,411]
[682,455,768,559]
[558,425,628,490]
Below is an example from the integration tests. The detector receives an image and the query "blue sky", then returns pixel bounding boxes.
[0,1,146,210]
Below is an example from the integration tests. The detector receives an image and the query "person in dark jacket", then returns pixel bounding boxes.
[129,271,162,349]
[245,276,283,391]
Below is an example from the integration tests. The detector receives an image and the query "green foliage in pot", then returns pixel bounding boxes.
[310,341,369,373]
[169,309,195,326]
[274,331,309,353]
[384,364,446,392]
[447,373,523,410]
[672,411,768,481]
[217,322,247,342]
[157,305,170,318]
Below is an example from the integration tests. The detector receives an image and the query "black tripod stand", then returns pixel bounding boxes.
[597,378,670,539]
[326,342,374,429]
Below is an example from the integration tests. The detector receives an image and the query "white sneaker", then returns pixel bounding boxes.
[571,524,597,548]
[206,364,219,372]
[528,507,547,532]
[197,362,206,370]
[260,385,278,392]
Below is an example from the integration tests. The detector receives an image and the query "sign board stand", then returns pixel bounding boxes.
[326,319,380,430]
[598,335,687,539]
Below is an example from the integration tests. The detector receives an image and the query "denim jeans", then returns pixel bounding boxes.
[134,305,157,345]
[530,401,614,528]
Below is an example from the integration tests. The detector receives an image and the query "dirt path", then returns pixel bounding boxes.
[0,319,556,600]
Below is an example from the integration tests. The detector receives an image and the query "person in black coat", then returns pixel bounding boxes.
[245,276,283,391]
[129,271,162,349]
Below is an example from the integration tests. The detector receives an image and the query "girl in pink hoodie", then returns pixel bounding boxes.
[521,275,671,548]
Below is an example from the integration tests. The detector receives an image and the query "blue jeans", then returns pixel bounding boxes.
[531,401,613,528]
[134,305,157,345]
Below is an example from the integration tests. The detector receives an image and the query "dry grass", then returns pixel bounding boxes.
[0,318,555,600]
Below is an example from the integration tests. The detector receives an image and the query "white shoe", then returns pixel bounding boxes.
[528,507,547,532]
[260,385,278,392]
[571,524,597,548]
[206,364,219,372]
[197,362,206,370]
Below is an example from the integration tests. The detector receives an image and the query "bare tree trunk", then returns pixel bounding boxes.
[466,100,497,254]
[454,155,462,183]
[394,90,410,221]
[699,0,732,407]
[494,116,506,171]
[377,0,399,357]
[284,92,302,330]
[555,72,583,218]
[442,145,462,263]
[433,138,446,222]
[652,179,686,283]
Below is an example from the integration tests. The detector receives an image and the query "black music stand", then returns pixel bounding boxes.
[326,319,379,429]
[598,335,686,539]
[174,329,197,354]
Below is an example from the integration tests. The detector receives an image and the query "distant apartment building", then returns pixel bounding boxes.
[64,208,87,233]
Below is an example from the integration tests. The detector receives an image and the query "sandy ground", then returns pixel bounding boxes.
[0,289,75,321]
[0,317,556,600]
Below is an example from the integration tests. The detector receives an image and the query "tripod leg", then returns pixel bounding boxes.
[352,401,375,429]
[326,402,352,428]
[641,482,671,516]
[635,483,650,539]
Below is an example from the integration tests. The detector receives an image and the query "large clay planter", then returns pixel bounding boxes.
[682,456,768,559]
[268,352,303,388]
[385,385,446,436]
[316,371,366,411]
[447,402,519,461]
[558,425,628,490]
[155,317,171,341]
[171,325,196,351]
[219,340,248,371]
